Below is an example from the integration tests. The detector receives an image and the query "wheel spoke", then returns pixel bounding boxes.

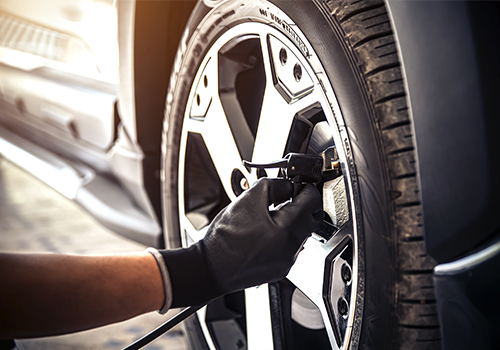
[180,213,208,244]
[195,306,218,350]
[251,34,326,176]
[245,286,275,350]
[287,221,354,349]
[287,237,339,348]
[201,95,252,201]
[182,53,249,201]
[252,33,294,167]
[188,57,217,122]
[287,238,328,305]
[262,33,315,104]
[251,81,291,164]
[183,117,205,135]
[252,88,326,167]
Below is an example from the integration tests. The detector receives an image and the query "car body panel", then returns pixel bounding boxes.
[0,0,166,246]
[117,0,197,235]
[433,235,500,349]
[387,0,500,264]
[388,1,500,348]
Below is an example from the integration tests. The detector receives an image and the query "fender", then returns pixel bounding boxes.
[386,0,500,263]
[117,0,196,238]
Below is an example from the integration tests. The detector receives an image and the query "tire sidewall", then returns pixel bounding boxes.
[162,0,396,348]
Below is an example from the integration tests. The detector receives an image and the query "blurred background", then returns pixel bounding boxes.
[0,0,191,348]
[0,159,187,349]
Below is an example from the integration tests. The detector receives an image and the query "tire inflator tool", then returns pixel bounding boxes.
[121,147,340,350]
[245,147,342,241]
[243,146,341,196]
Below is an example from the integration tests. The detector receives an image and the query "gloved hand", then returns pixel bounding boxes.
[159,178,323,307]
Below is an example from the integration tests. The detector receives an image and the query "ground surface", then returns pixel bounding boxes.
[0,159,188,350]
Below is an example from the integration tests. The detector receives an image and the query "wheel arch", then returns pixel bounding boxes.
[386,0,500,263]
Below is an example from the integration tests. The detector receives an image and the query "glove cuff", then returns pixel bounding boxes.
[158,243,220,308]
[146,247,173,314]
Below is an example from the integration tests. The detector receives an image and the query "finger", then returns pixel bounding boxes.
[264,178,293,205]
[292,183,323,214]
[274,183,323,237]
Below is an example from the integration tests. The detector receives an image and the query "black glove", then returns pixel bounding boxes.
[159,178,323,307]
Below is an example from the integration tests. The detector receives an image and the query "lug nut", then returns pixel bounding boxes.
[240,177,249,191]
[279,48,287,66]
[341,263,352,284]
[338,298,348,317]
[231,169,247,196]
[293,63,302,82]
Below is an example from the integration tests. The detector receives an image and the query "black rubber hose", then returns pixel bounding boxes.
[121,304,205,350]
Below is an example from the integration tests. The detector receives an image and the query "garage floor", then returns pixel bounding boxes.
[0,159,189,350]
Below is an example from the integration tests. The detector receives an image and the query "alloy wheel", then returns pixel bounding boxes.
[176,21,361,350]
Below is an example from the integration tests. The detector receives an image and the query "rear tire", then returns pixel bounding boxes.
[161,0,440,349]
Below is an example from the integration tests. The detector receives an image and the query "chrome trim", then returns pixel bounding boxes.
[0,126,87,199]
[434,238,500,275]
[0,127,162,247]
[0,10,97,73]
[75,176,161,247]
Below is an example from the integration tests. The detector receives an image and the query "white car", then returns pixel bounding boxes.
[2,1,499,349]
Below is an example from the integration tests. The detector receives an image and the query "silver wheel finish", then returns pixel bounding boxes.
[175,3,362,349]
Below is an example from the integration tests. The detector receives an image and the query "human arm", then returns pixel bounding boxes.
[0,178,322,339]
[0,252,165,339]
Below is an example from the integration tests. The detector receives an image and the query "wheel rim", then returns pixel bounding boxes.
[177,21,360,350]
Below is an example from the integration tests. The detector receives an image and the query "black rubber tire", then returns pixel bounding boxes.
[161,0,440,349]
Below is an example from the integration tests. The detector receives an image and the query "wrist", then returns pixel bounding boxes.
[158,243,220,307]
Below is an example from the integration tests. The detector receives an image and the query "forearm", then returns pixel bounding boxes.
[0,252,165,339]
[0,179,322,340]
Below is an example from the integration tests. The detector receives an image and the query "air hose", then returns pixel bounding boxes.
[121,303,205,350]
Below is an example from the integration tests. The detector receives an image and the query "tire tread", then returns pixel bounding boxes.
[321,0,440,349]
[168,1,441,348]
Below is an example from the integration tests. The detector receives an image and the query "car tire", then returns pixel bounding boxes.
[161,0,440,349]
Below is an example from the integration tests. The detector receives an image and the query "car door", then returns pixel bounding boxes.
[0,0,118,151]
